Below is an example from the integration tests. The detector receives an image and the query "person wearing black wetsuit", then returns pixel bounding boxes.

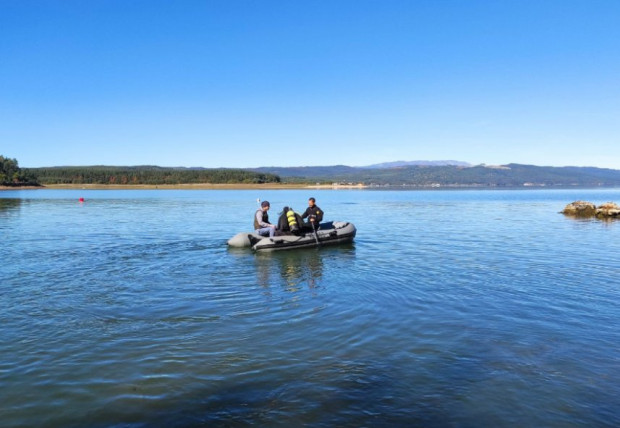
[301,197,323,230]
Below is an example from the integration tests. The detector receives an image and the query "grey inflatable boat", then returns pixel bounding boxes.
[228,221,356,252]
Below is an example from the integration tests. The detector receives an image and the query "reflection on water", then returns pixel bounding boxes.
[0,198,21,213]
[256,249,325,291]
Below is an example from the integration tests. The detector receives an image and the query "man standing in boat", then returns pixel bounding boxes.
[255,200,276,237]
[301,197,323,230]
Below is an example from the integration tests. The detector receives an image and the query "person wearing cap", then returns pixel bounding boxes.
[254,200,276,237]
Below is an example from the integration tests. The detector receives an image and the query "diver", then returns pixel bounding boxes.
[301,197,323,231]
[277,206,303,235]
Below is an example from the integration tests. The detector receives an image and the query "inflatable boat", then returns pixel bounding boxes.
[228,221,356,252]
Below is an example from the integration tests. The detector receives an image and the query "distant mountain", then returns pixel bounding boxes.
[252,163,620,187]
[250,161,471,178]
[251,165,359,179]
[364,160,471,168]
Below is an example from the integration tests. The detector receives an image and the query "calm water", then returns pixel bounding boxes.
[1,188,619,427]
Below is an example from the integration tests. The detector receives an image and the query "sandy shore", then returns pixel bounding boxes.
[0,186,43,191]
[2,183,367,190]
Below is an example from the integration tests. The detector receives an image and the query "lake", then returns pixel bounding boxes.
[1,188,619,427]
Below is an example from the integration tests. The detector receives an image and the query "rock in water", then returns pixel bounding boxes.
[562,201,597,217]
[562,201,620,219]
[596,202,620,218]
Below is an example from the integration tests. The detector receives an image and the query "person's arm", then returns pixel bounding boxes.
[315,207,323,222]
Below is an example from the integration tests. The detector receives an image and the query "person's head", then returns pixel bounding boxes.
[261,200,270,211]
[308,197,316,207]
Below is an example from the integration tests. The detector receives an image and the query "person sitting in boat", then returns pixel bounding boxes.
[277,206,303,235]
[301,197,324,230]
[254,200,276,237]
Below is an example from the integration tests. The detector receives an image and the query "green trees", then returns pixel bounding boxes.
[0,155,40,186]
[22,166,281,185]
[4,158,282,186]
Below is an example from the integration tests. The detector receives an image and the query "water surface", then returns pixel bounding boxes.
[2,188,619,427]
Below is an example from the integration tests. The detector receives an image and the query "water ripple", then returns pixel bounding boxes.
[2,189,620,427]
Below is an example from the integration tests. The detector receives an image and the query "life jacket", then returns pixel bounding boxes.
[254,209,269,230]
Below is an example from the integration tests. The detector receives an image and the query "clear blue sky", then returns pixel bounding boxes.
[2,0,619,169]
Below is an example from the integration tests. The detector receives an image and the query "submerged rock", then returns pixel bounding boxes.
[563,201,620,219]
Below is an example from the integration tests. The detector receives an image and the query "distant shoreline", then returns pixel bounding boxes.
[3,183,620,191]
[1,183,368,191]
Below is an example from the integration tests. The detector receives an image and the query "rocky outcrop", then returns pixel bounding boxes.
[563,201,620,218]
[596,202,620,218]
[562,201,597,217]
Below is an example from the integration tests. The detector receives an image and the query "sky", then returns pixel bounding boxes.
[1,0,620,169]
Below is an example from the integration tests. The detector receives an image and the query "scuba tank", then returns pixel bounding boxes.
[286,208,299,233]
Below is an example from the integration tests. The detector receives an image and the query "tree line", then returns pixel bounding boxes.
[0,156,40,186]
[22,165,281,185]
[8,154,620,187]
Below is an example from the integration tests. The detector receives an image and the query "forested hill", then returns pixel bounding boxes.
[251,164,620,187]
[24,166,280,185]
[0,155,40,186]
[16,163,620,187]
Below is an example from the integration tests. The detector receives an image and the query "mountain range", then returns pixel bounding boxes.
[21,161,620,187]
[250,162,620,187]
[363,160,471,168]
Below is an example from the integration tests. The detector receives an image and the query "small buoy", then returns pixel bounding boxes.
[79,197,84,203]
